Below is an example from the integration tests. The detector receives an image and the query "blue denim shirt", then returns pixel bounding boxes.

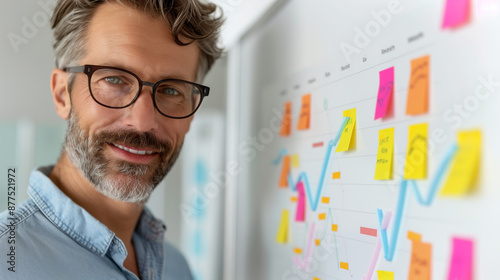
[0,166,193,280]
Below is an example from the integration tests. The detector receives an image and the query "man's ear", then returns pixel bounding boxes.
[51,68,71,120]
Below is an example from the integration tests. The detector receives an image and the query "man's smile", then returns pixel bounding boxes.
[111,143,155,155]
[108,143,159,164]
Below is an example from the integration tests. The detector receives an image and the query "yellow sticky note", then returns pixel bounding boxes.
[441,130,481,196]
[377,270,394,280]
[293,247,303,254]
[408,241,432,280]
[291,154,300,168]
[406,55,430,115]
[315,239,321,246]
[318,213,326,220]
[336,108,356,152]
[290,196,298,202]
[332,172,341,179]
[279,156,291,188]
[321,197,330,204]
[313,277,321,280]
[375,127,394,180]
[297,94,311,130]
[407,231,422,242]
[404,123,427,179]
[340,262,349,270]
[276,210,289,244]
[280,101,292,136]
[332,224,338,232]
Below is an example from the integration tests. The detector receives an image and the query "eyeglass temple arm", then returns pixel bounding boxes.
[62,65,86,73]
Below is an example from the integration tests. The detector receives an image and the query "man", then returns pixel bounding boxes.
[0,0,222,279]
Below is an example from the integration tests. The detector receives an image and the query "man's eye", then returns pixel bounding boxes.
[104,76,123,84]
[159,87,179,95]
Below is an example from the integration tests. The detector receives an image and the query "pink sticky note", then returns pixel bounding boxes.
[374,67,394,120]
[442,0,471,29]
[448,237,473,280]
[295,182,306,221]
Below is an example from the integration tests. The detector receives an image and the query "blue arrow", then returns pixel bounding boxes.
[377,143,458,261]
[274,117,349,211]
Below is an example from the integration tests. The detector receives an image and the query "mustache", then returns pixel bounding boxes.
[95,129,171,154]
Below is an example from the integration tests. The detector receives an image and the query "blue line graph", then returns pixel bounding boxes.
[377,143,458,261]
[273,117,350,211]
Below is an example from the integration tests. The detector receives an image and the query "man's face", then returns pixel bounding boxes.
[64,3,199,204]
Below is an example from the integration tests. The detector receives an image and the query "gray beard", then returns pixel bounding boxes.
[64,114,181,204]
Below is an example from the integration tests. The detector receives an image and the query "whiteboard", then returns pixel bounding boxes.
[230,0,500,279]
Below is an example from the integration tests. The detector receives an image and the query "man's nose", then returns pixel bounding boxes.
[122,85,159,132]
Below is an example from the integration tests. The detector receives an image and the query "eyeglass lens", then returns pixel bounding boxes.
[90,68,202,118]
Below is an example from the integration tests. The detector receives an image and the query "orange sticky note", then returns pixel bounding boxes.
[315,239,321,246]
[280,102,292,136]
[297,94,311,130]
[276,210,289,244]
[293,247,303,254]
[313,277,321,280]
[332,224,338,232]
[406,55,430,115]
[332,172,341,179]
[404,123,428,179]
[279,156,291,188]
[321,197,330,204]
[318,213,326,220]
[408,241,432,280]
[340,262,349,270]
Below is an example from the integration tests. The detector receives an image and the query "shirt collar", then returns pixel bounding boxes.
[135,207,167,244]
[28,166,167,255]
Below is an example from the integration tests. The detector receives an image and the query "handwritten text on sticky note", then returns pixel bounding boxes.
[375,127,394,180]
[279,155,290,188]
[407,56,430,115]
[408,241,432,280]
[375,67,394,120]
[336,108,356,152]
[404,123,428,179]
[280,101,292,136]
[297,94,311,130]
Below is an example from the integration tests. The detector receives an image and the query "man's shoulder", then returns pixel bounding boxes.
[0,199,39,238]
[163,241,194,280]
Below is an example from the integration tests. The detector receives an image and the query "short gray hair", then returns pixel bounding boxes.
[51,0,224,82]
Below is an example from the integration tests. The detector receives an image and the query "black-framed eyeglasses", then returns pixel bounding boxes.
[63,64,210,119]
